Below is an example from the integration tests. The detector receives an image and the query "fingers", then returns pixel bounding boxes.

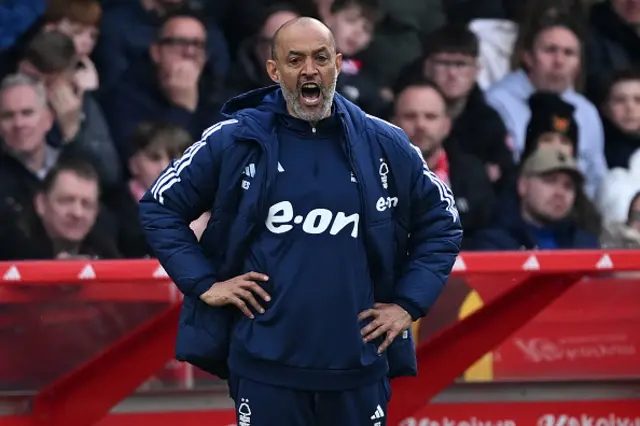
[237,288,264,314]
[231,297,253,319]
[362,320,390,343]
[245,281,271,302]
[358,308,377,322]
[243,271,269,282]
[377,328,399,354]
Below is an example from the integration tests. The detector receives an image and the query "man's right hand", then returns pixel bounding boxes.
[199,272,270,319]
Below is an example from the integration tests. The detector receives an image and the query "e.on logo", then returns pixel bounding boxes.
[538,414,640,426]
[265,201,360,238]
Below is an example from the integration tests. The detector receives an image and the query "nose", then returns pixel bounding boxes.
[69,201,85,219]
[301,57,318,77]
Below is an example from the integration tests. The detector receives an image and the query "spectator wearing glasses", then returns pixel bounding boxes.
[401,24,516,191]
[92,0,229,92]
[225,4,300,96]
[98,10,222,165]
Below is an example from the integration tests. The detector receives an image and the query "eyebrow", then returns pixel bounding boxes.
[287,47,330,57]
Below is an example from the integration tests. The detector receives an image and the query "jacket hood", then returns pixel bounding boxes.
[221,85,292,118]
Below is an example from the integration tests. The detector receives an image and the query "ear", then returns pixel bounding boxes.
[128,155,140,177]
[335,53,343,75]
[266,59,280,83]
[150,43,160,64]
[517,176,527,198]
[34,192,46,218]
[442,115,452,137]
[43,107,55,132]
[522,51,534,70]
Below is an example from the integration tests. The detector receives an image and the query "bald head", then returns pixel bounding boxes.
[271,17,336,61]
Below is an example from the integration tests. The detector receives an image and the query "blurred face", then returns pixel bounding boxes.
[519,171,576,223]
[425,53,478,101]
[0,84,52,155]
[129,149,172,189]
[18,60,76,91]
[612,0,640,25]
[393,86,451,158]
[327,6,374,57]
[50,19,99,58]
[255,11,299,66]
[605,80,640,133]
[36,171,99,243]
[525,27,580,93]
[151,16,207,73]
[536,132,575,157]
[629,195,640,232]
[267,20,342,122]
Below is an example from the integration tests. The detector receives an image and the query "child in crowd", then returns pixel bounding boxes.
[323,0,388,115]
[600,69,640,169]
[127,121,211,240]
[43,0,102,91]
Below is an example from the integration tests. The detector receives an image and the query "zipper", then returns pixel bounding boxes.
[341,120,367,230]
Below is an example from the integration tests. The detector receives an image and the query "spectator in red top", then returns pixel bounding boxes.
[391,78,495,243]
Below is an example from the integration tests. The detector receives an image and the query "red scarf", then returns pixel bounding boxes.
[431,150,450,187]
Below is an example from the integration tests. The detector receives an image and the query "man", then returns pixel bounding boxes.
[99,10,222,163]
[0,73,56,219]
[470,146,600,250]
[586,0,640,105]
[225,5,300,96]
[414,24,515,189]
[0,158,120,260]
[92,0,229,91]
[19,30,121,189]
[392,78,495,242]
[140,17,462,426]
[486,18,606,198]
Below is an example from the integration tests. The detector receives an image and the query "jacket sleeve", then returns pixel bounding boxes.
[139,119,237,299]
[393,143,463,321]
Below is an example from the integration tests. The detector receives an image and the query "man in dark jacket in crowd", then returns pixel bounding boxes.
[392,77,495,244]
[400,24,516,190]
[470,146,600,250]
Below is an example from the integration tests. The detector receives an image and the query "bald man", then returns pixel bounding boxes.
[140,17,462,426]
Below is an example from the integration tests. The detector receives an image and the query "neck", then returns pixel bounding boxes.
[424,147,444,170]
[447,97,468,119]
[15,144,47,175]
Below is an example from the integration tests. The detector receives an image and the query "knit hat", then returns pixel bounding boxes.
[523,92,578,160]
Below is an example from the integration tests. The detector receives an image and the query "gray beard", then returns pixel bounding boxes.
[279,74,337,123]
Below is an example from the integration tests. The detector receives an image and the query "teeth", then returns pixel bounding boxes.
[302,83,318,89]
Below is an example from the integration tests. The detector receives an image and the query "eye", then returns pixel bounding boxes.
[289,57,300,65]
[317,55,328,62]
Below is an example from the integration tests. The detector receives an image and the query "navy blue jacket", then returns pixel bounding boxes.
[470,193,600,250]
[139,86,462,380]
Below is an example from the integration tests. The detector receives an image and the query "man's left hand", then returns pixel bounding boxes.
[359,303,412,355]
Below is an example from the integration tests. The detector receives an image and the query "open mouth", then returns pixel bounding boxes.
[300,82,322,106]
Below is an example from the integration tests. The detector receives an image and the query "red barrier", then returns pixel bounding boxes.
[0,251,639,426]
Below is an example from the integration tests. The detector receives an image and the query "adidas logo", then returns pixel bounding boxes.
[350,172,357,183]
[243,163,256,178]
[370,404,385,420]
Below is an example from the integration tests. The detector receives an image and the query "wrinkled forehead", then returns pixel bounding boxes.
[276,27,334,58]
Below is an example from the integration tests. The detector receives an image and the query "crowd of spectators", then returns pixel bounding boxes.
[1,0,640,260]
